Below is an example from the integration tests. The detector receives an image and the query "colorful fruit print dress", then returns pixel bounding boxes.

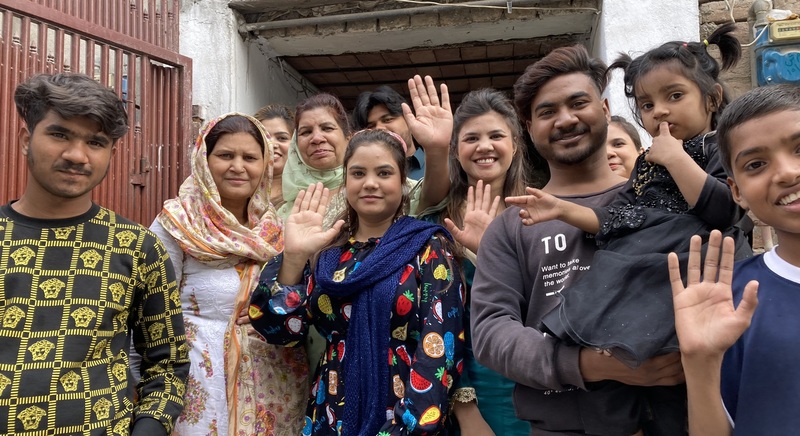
[250,235,465,435]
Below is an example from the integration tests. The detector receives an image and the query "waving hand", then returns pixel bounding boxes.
[284,182,344,260]
[669,230,758,358]
[445,180,500,253]
[402,75,452,151]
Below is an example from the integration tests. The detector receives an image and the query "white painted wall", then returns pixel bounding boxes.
[594,0,700,146]
[238,38,318,114]
[179,0,313,120]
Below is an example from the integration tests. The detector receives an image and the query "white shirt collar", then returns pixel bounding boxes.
[763,246,800,285]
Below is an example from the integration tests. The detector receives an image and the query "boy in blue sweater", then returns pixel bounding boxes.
[669,83,800,435]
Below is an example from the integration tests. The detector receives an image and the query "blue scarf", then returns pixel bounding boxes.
[315,216,448,435]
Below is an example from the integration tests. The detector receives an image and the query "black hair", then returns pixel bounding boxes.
[205,115,265,155]
[295,93,351,137]
[609,115,643,151]
[15,73,129,140]
[717,84,800,176]
[254,104,295,134]
[609,22,741,132]
[514,44,608,124]
[326,129,409,249]
[351,85,408,131]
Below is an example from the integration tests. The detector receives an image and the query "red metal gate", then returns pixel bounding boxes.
[0,0,192,226]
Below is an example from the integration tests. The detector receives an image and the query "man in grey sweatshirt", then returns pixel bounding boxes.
[471,45,686,435]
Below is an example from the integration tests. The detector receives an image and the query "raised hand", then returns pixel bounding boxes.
[444,180,501,253]
[505,186,562,226]
[669,230,759,358]
[646,121,688,168]
[283,182,344,261]
[401,75,452,151]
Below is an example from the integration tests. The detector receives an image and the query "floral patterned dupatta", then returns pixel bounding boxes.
[158,113,307,435]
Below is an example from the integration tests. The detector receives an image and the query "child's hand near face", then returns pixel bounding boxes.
[507,187,601,234]
[646,122,689,169]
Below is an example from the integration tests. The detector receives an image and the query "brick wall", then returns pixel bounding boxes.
[699,0,800,97]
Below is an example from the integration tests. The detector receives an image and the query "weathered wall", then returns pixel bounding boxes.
[252,0,597,56]
[179,0,314,122]
[699,0,800,99]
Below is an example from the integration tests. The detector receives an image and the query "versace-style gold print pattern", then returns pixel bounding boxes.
[150,364,166,377]
[28,340,55,361]
[173,375,185,397]
[0,373,11,394]
[10,246,35,266]
[113,310,129,329]
[113,418,130,436]
[51,227,75,240]
[112,363,127,381]
[3,306,25,328]
[71,307,97,328]
[169,289,180,308]
[40,278,66,299]
[18,406,46,430]
[148,322,165,340]
[109,282,126,303]
[60,371,81,392]
[92,339,108,359]
[93,398,112,420]
[145,271,160,288]
[0,205,188,434]
[115,230,136,248]
[178,342,189,360]
[80,249,103,268]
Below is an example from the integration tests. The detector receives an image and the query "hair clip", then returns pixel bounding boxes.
[703,39,709,47]
[385,130,409,154]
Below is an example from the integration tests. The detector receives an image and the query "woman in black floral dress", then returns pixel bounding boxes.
[250,129,464,435]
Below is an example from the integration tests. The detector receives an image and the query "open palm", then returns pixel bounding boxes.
[402,74,452,151]
[445,180,500,253]
[669,231,758,358]
[284,183,343,260]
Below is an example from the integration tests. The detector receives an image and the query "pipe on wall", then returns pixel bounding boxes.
[239,0,598,33]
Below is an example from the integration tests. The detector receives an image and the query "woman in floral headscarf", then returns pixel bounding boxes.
[150,113,308,435]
